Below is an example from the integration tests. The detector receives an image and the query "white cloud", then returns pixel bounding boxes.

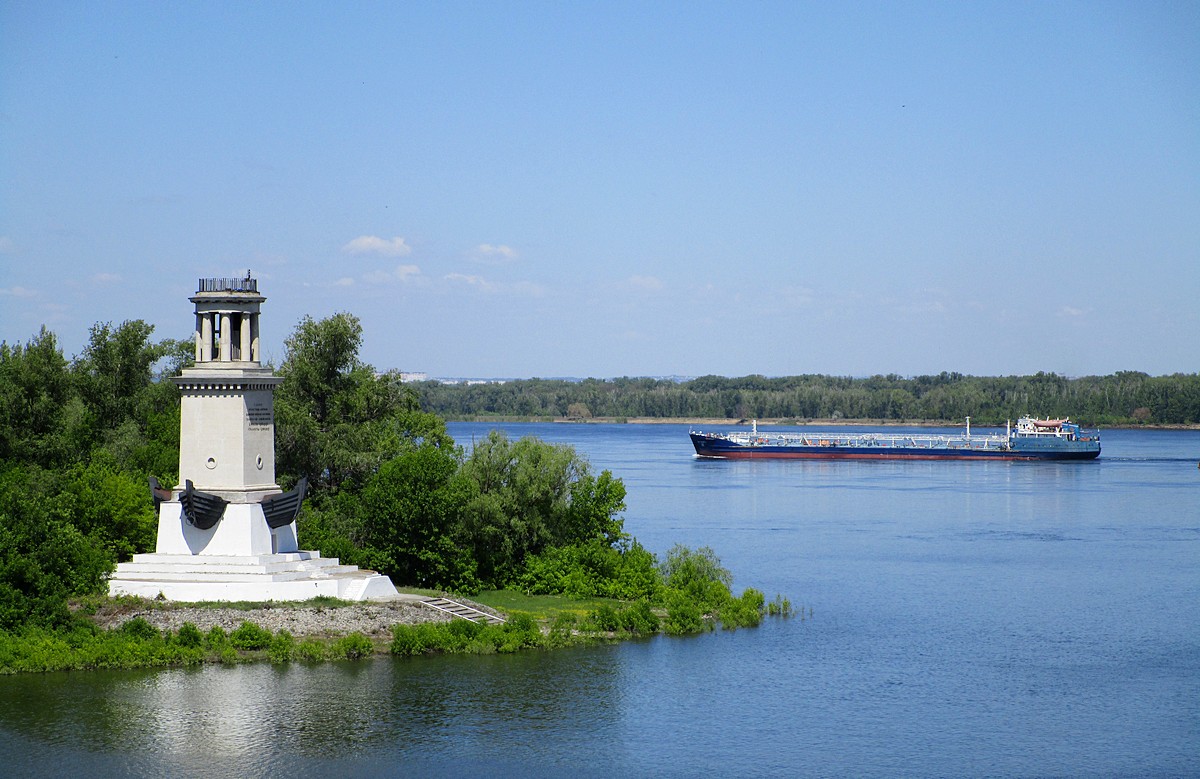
[363,264,422,284]
[0,237,14,254]
[342,235,412,257]
[474,243,518,263]
[0,286,36,298]
[1058,306,1087,317]
[335,277,355,286]
[627,275,664,291]
[445,272,491,289]
[444,273,546,297]
[92,273,121,284]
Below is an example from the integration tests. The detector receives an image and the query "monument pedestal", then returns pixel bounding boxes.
[109,499,399,602]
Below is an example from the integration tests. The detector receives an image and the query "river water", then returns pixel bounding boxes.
[2,422,1197,777]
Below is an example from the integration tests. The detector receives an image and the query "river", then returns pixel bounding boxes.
[2,422,1197,777]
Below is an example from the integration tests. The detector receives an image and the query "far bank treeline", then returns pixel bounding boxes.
[0,315,770,641]
[416,371,1200,426]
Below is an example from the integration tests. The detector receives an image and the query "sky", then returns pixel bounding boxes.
[2,1,1198,379]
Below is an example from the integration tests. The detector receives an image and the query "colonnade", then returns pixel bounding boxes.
[194,310,261,363]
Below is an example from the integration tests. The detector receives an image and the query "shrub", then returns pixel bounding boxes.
[295,638,327,662]
[229,621,273,651]
[447,618,484,640]
[547,613,577,647]
[119,617,161,641]
[205,625,227,649]
[502,613,541,649]
[174,622,204,648]
[663,592,706,635]
[332,632,375,660]
[618,601,660,635]
[719,588,765,629]
[390,624,428,656]
[268,630,295,663]
[591,604,621,633]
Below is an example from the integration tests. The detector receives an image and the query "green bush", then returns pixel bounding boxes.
[174,622,204,648]
[547,613,577,647]
[268,630,295,663]
[332,632,375,660]
[618,601,660,635]
[229,621,273,651]
[591,604,621,632]
[119,617,161,641]
[719,587,765,629]
[390,624,429,656]
[295,638,327,662]
[205,625,227,649]
[663,592,706,635]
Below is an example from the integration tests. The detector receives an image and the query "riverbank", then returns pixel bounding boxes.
[452,415,1200,430]
[86,597,469,638]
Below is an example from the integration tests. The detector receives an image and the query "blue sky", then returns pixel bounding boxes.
[2,1,1197,379]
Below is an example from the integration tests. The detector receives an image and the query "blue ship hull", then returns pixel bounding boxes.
[690,420,1101,461]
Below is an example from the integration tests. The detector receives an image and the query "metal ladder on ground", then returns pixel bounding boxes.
[419,597,506,625]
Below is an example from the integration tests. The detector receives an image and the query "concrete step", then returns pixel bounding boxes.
[420,597,505,625]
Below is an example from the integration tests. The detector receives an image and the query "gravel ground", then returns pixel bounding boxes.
[90,599,502,638]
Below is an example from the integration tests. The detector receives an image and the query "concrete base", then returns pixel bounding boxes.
[108,551,400,602]
[108,499,399,602]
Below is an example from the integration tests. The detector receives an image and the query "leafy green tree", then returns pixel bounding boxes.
[274,313,452,499]
[458,431,628,587]
[660,545,734,614]
[0,327,74,467]
[349,441,480,592]
[0,465,115,630]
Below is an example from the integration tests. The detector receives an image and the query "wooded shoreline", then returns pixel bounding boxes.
[446,415,1200,430]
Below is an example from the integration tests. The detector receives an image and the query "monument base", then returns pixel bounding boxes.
[108,551,400,602]
[108,499,399,602]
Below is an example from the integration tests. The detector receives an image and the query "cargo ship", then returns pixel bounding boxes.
[689,417,1101,461]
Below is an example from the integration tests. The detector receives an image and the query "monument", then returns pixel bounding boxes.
[109,274,399,601]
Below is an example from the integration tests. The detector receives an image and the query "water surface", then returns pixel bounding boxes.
[2,423,1197,777]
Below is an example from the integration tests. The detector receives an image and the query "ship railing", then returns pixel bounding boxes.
[719,431,1012,450]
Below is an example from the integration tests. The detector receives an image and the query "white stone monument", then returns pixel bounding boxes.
[109,274,398,601]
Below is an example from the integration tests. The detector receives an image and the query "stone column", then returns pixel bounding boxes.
[250,313,260,363]
[194,314,203,362]
[201,313,214,362]
[220,312,232,361]
[240,313,251,361]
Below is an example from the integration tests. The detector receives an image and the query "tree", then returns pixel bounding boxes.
[274,313,452,499]
[458,431,627,587]
[350,442,479,592]
[0,327,73,467]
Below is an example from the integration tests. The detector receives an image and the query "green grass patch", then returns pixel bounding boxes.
[470,589,618,620]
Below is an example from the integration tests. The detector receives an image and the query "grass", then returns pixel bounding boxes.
[469,589,624,620]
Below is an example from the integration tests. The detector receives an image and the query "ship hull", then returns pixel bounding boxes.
[690,433,1100,461]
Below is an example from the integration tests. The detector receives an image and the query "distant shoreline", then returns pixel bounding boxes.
[446,416,1200,431]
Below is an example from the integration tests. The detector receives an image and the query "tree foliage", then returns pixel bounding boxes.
[274,313,452,498]
[416,371,1200,425]
[0,321,182,631]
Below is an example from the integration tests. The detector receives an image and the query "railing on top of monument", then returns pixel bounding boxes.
[197,276,258,293]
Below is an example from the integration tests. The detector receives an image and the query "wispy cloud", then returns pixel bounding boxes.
[92,272,121,284]
[335,277,354,286]
[0,237,14,254]
[445,273,546,297]
[627,275,664,291]
[363,264,422,284]
[342,235,412,257]
[1058,306,1087,318]
[445,272,491,289]
[0,286,36,298]
[474,244,518,263]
